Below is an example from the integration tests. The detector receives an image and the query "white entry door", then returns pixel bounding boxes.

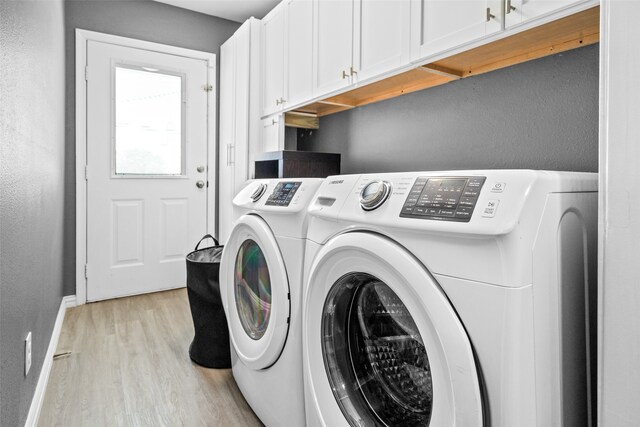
[86,40,209,301]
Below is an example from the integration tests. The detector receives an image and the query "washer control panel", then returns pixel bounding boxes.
[265,181,302,206]
[400,176,486,222]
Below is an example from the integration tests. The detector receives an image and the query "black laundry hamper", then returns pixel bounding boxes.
[185,234,231,368]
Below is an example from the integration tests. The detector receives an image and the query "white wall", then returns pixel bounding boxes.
[599,1,640,425]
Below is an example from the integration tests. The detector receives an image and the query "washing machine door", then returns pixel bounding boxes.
[304,232,483,426]
[220,214,289,370]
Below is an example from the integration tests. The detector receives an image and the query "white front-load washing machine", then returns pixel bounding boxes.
[302,170,597,427]
[220,178,323,427]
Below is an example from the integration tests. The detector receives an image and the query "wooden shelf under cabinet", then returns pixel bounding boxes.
[289,5,599,119]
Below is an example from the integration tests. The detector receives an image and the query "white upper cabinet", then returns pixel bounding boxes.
[505,0,592,29]
[286,0,314,107]
[410,0,503,62]
[314,0,411,98]
[354,0,411,82]
[262,0,313,117]
[262,3,286,117]
[313,0,354,96]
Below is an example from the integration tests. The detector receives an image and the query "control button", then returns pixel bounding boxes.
[490,182,506,193]
[443,204,457,209]
[463,188,480,197]
[455,207,474,219]
[458,197,476,207]
[439,209,455,217]
[413,206,427,215]
[406,197,419,204]
[467,177,486,187]
[429,203,443,208]
[481,200,500,218]
[402,205,414,214]
[426,208,440,215]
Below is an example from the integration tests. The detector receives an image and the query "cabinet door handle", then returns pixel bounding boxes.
[506,0,516,13]
[342,70,349,79]
[486,7,495,21]
[226,144,231,166]
[280,97,286,104]
[350,66,358,76]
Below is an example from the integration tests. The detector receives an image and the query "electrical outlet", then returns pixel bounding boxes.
[25,332,32,376]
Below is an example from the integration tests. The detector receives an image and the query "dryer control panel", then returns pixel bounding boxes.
[265,181,302,206]
[400,176,486,222]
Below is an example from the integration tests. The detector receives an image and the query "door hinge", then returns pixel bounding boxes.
[85,165,88,181]
[202,84,213,92]
[84,66,89,81]
[84,264,88,279]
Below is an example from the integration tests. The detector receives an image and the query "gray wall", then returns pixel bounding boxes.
[298,44,599,174]
[0,0,67,425]
[63,0,240,296]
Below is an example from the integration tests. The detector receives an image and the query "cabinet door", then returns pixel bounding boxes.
[354,0,411,82]
[233,22,251,194]
[505,0,591,28]
[218,38,236,243]
[262,3,286,117]
[314,0,354,97]
[262,115,285,153]
[286,0,314,107]
[410,0,502,62]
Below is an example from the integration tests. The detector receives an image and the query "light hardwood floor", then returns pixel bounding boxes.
[39,289,263,427]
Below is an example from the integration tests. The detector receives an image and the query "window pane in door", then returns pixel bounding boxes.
[114,66,184,175]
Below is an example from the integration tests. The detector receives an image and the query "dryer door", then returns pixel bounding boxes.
[304,232,483,426]
[220,214,289,370]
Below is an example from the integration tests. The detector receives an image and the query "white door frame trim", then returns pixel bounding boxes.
[75,29,217,305]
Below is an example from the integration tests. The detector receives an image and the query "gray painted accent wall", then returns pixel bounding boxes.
[0,1,66,425]
[63,0,240,296]
[298,44,599,174]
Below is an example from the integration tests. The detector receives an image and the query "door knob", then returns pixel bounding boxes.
[196,180,205,189]
[197,165,205,173]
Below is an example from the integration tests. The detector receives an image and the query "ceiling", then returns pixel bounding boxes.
[153,0,281,22]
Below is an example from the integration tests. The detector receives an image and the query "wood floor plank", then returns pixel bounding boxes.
[39,289,263,427]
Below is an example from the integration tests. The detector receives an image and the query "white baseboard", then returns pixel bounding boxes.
[25,295,75,427]
[63,295,77,309]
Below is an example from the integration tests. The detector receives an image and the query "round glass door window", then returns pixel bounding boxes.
[322,273,433,426]
[234,239,272,340]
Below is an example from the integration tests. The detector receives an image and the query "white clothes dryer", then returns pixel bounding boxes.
[220,178,323,427]
[302,170,597,427]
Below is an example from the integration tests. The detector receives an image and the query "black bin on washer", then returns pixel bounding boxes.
[185,235,231,368]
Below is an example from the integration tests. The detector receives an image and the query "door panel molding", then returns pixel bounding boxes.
[75,29,216,305]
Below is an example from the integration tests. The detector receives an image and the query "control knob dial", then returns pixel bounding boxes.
[359,180,392,211]
[250,183,267,202]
